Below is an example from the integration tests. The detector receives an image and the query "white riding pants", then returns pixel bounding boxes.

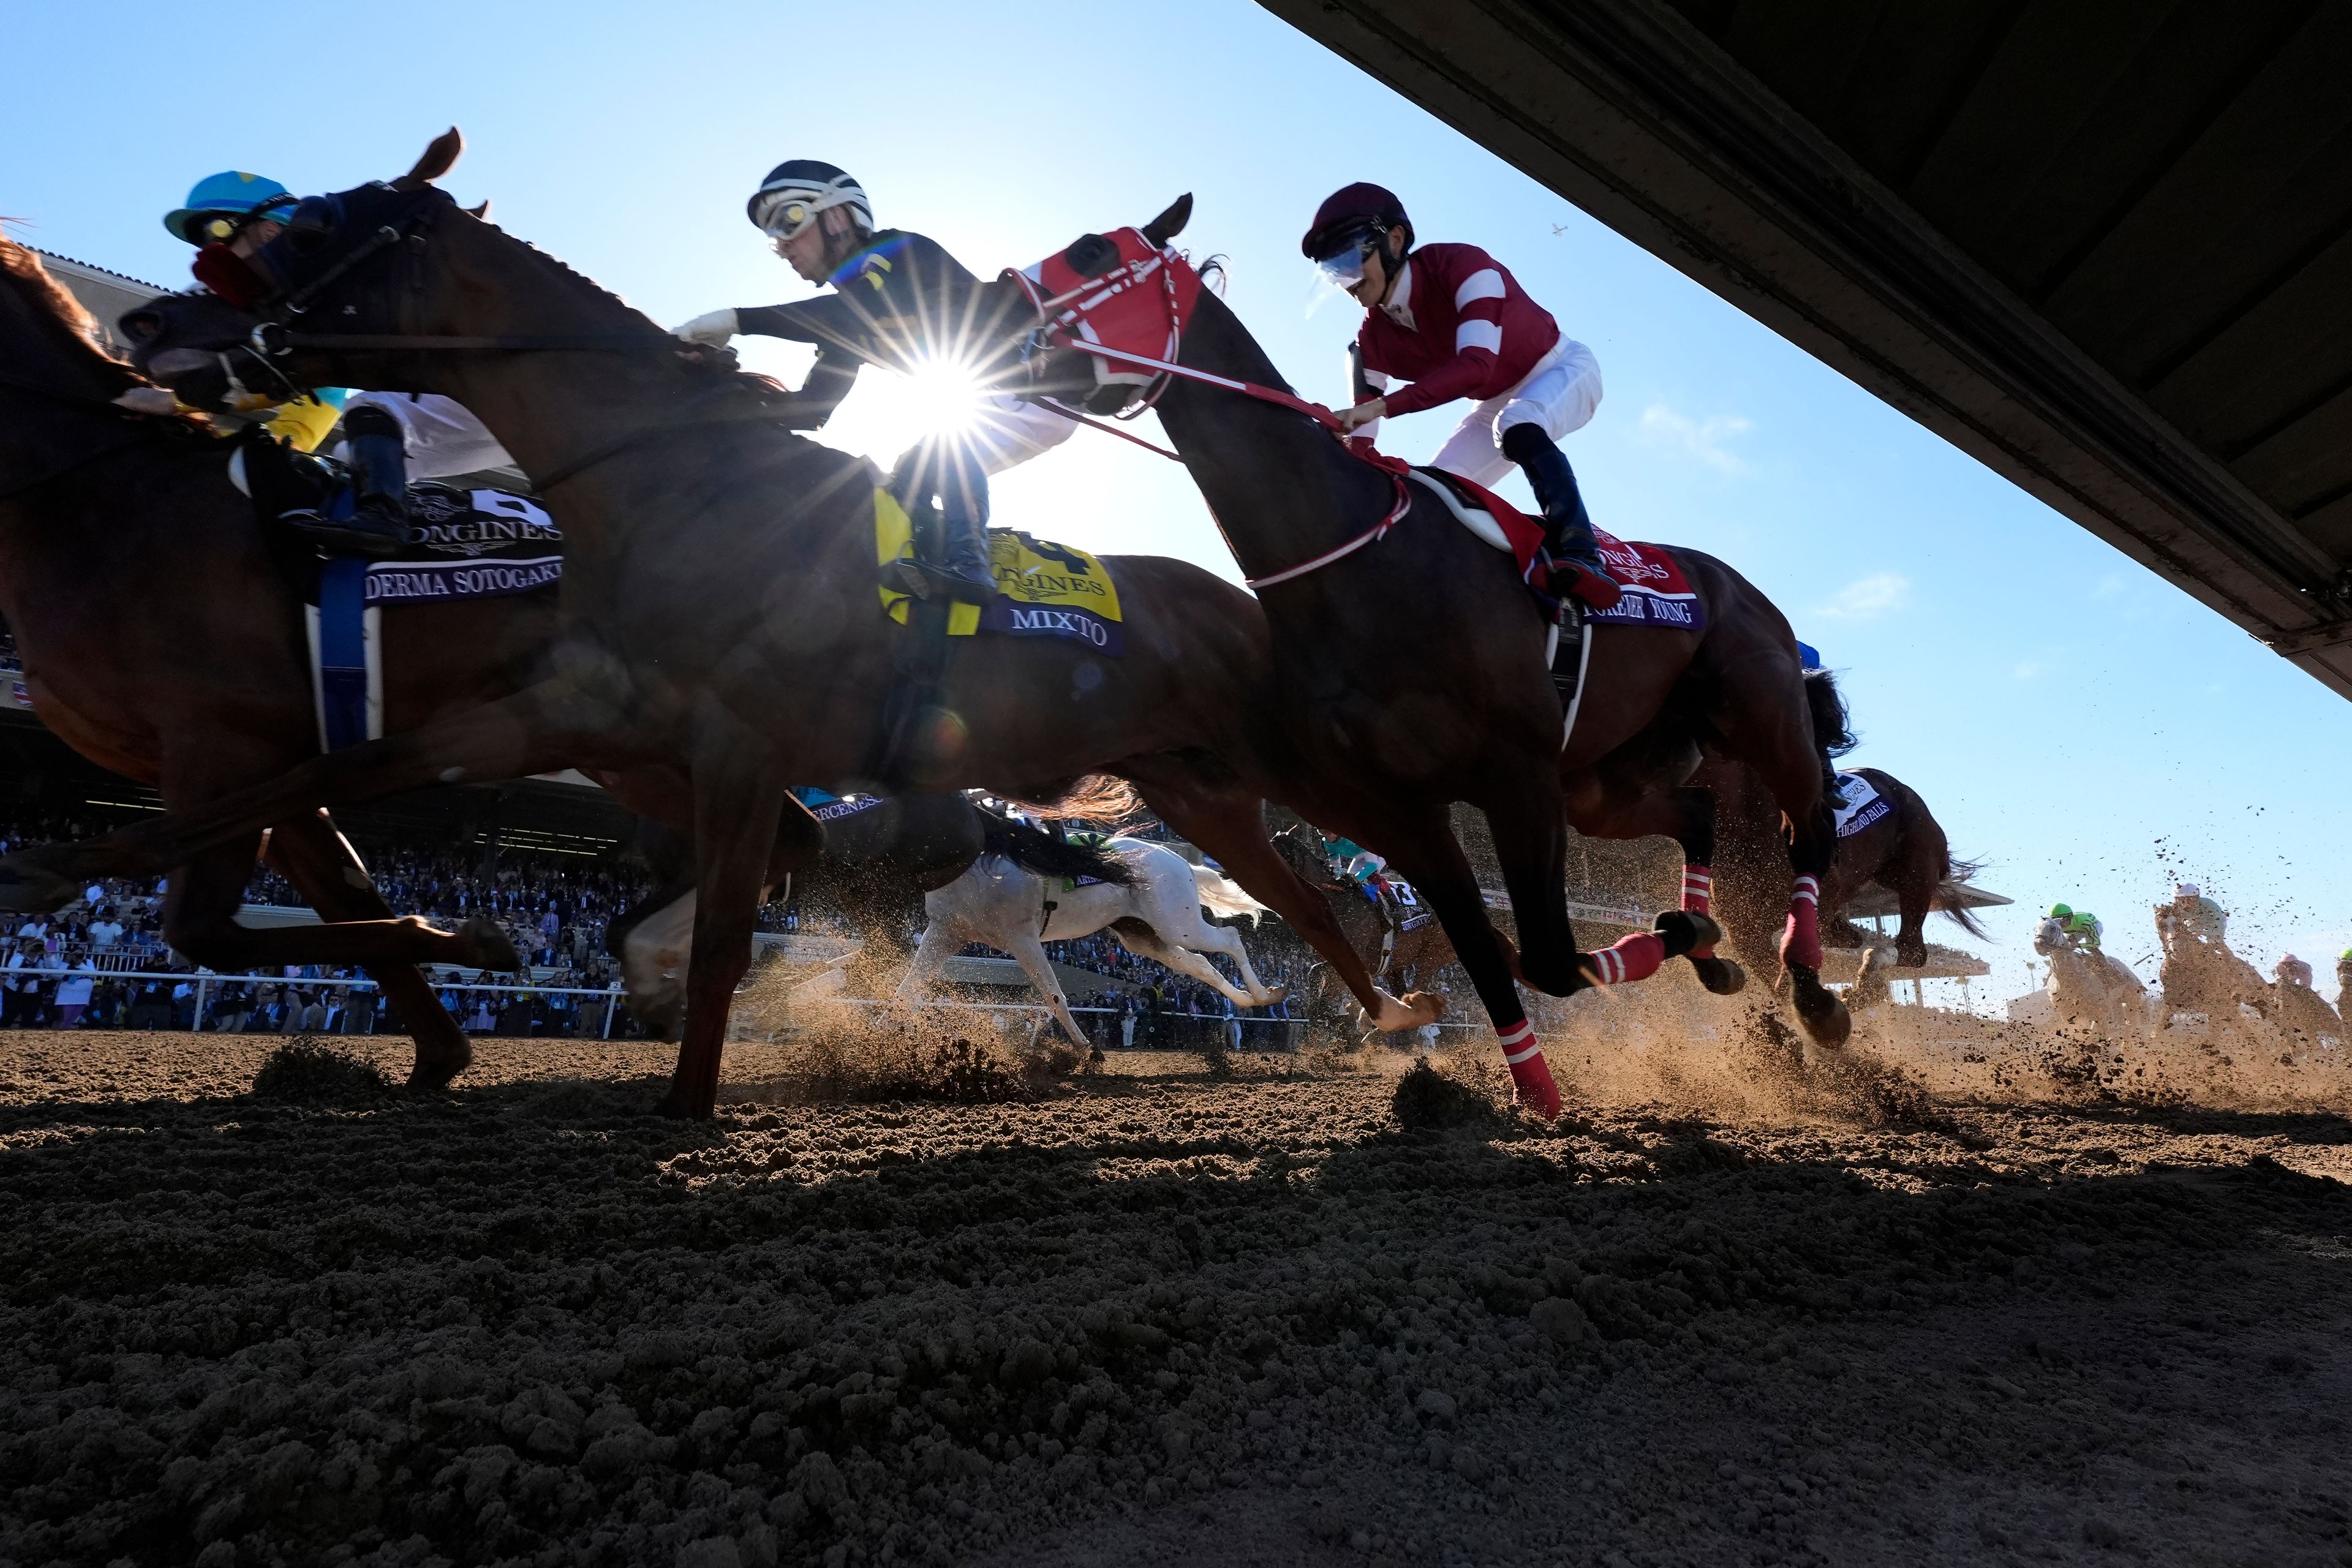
[1428,337,1603,489]
[338,391,516,480]
[968,393,1077,477]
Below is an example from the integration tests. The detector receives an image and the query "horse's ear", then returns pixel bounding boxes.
[1142,193,1193,247]
[395,127,465,190]
[466,199,491,221]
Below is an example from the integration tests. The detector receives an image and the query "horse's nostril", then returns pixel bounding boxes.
[120,311,163,345]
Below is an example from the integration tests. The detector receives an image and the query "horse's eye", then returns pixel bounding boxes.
[285,196,340,256]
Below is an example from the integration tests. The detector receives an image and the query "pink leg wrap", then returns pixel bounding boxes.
[1781,873,1822,971]
[1682,864,1714,958]
[1498,1019,1560,1120]
[1586,931,1667,986]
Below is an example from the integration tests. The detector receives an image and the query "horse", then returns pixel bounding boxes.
[36,132,1433,1119]
[0,233,532,1084]
[0,236,1204,1083]
[1003,202,1850,1110]
[607,793,1141,1032]
[894,835,1278,1047]
[1700,758,1986,1007]
[1267,820,1460,1023]
[2034,918,2154,1039]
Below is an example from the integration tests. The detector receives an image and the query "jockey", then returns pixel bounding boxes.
[2166,883,2227,944]
[670,160,1069,605]
[167,171,516,555]
[2275,954,2315,989]
[1303,183,1620,611]
[2047,903,2102,952]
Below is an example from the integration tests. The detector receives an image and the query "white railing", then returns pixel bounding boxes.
[4,967,630,1037]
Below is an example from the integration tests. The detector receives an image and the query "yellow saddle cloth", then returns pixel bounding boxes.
[873,488,1123,654]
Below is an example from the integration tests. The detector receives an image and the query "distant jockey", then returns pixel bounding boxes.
[1302,183,1619,612]
[2275,954,2315,989]
[2047,903,2103,952]
[167,171,514,555]
[2339,950,2352,998]
[1324,834,1388,903]
[2164,883,2227,944]
[670,161,1070,605]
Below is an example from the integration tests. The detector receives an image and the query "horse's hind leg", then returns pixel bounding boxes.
[1107,920,1256,1009]
[1567,780,1740,995]
[263,811,482,1085]
[1001,927,1091,1052]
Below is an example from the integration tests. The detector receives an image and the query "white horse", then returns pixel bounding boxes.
[896,837,1281,1046]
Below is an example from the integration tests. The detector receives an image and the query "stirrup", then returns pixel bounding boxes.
[891,557,997,606]
[1550,557,1621,612]
[280,508,409,559]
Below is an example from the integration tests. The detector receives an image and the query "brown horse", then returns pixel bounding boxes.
[1267,819,1460,1022]
[1007,209,1849,1104]
[0,235,530,1083]
[1700,756,1986,1009]
[15,134,1427,1119]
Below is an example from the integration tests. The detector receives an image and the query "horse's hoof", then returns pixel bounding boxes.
[407,1050,471,1091]
[653,1090,708,1120]
[1654,910,1723,957]
[459,915,522,972]
[1690,956,1747,995]
[1792,979,1852,1049]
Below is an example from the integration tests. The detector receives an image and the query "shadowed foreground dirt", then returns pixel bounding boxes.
[2,1029,2350,1567]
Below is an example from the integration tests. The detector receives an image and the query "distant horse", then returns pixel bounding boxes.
[608,793,1140,1033]
[2034,918,2152,1037]
[1702,759,1985,1019]
[896,835,1280,1046]
[67,132,1424,1119]
[1268,821,1458,1023]
[1007,200,1852,1115]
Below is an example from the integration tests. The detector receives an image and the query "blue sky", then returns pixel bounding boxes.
[8,1,2348,1006]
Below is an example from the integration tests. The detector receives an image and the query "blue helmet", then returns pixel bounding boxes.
[164,171,295,246]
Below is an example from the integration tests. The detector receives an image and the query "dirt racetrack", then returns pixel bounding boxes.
[4,1019,2351,1568]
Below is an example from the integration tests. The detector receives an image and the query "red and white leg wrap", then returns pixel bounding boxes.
[1587,932,1667,986]
[1681,864,1714,958]
[1781,873,1822,971]
[1498,1019,1560,1120]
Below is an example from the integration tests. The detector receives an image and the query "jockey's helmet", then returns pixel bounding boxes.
[164,171,295,246]
[2048,903,2071,920]
[747,160,873,243]
[1301,182,1410,285]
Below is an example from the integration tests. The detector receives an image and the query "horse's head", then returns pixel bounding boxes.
[120,129,537,410]
[1000,194,1204,417]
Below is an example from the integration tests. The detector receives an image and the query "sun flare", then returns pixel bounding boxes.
[896,353,989,438]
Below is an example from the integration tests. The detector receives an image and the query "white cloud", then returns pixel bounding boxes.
[1815,571,1911,620]
[1637,403,1752,475]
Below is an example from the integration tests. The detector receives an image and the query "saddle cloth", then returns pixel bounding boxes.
[1411,466,1707,631]
[873,489,1124,655]
[1832,772,1891,838]
[302,486,564,751]
[790,786,885,824]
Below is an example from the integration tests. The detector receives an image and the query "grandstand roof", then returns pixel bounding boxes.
[34,251,169,352]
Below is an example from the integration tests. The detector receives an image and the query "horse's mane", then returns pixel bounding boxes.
[0,236,145,398]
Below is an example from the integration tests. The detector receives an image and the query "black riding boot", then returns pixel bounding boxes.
[1500,422,1619,611]
[281,404,411,556]
[892,445,998,605]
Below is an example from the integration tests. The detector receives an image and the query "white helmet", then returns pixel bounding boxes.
[746,159,873,242]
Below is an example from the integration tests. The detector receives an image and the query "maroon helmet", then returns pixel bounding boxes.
[1301,182,1411,262]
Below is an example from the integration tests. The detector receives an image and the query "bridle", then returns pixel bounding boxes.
[181,183,774,490]
[1012,238,1412,592]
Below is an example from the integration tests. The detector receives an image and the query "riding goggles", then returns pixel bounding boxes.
[754,190,831,243]
[191,193,300,246]
[1311,223,1382,290]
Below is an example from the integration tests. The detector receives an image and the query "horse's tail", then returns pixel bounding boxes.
[1937,850,1992,941]
[1804,667,1859,758]
[1193,863,1270,924]
[980,814,1134,885]
[1016,774,1144,824]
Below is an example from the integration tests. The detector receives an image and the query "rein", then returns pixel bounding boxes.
[1017,247,1413,592]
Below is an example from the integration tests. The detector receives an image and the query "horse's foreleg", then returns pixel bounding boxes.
[1567,781,1738,995]
[658,724,805,1120]
[1001,928,1089,1050]
[0,677,628,904]
[1126,771,1435,1031]
[1781,808,1850,1048]
[1375,811,1562,1120]
[262,810,484,1085]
